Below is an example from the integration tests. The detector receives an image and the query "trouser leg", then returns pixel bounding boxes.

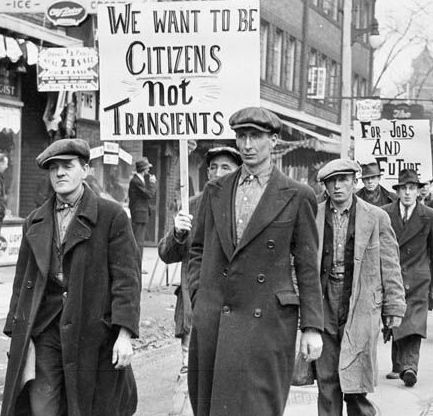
[395,335,422,374]
[391,338,401,373]
[345,393,376,416]
[29,321,66,416]
[315,331,343,416]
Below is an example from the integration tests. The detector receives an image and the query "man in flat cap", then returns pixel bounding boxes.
[187,107,324,416]
[158,146,242,415]
[356,161,396,206]
[2,139,141,416]
[382,169,433,387]
[315,158,406,416]
[128,157,157,267]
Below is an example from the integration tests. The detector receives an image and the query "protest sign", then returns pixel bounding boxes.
[354,119,432,189]
[97,0,260,141]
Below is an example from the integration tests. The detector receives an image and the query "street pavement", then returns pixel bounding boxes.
[1,248,433,415]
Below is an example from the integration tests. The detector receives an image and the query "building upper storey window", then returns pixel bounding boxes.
[312,0,341,23]
[260,21,269,80]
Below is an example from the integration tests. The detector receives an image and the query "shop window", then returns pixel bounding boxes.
[271,29,283,86]
[260,20,269,81]
[283,36,297,92]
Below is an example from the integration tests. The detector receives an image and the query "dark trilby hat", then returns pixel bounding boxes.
[136,157,152,172]
[206,146,243,167]
[360,162,382,179]
[36,138,90,169]
[229,107,282,134]
[392,169,424,190]
[317,158,361,182]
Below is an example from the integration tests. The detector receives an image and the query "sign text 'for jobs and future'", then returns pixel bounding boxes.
[354,118,432,188]
[97,0,260,141]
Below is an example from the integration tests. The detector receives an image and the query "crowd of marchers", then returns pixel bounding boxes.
[1,106,432,416]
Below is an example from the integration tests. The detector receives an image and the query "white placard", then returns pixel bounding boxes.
[90,145,104,160]
[97,0,260,140]
[0,224,23,266]
[37,47,99,92]
[103,141,119,153]
[354,119,432,189]
[356,99,382,122]
[118,148,132,165]
[103,154,119,165]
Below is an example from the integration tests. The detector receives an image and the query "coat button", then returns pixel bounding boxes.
[222,268,228,277]
[222,305,231,314]
[26,280,33,289]
[404,284,410,290]
[257,273,265,283]
[253,308,262,318]
[266,240,275,249]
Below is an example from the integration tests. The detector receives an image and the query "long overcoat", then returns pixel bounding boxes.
[158,194,201,337]
[1,186,141,416]
[128,173,156,224]
[382,200,433,340]
[187,167,324,416]
[316,197,406,393]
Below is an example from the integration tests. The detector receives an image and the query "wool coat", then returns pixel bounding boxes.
[316,197,406,393]
[128,173,156,224]
[1,186,141,416]
[158,194,201,338]
[382,200,433,340]
[187,167,324,416]
[356,184,397,207]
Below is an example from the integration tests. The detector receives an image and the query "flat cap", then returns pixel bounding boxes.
[36,138,90,169]
[229,107,282,134]
[317,159,361,182]
[206,146,243,167]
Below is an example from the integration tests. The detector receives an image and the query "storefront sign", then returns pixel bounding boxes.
[354,119,432,189]
[46,0,87,26]
[382,103,425,120]
[98,0,260,140]
[90,145,104,160]
[103,153,119,165]
[0,224,23,266]
[356,99,382,122]
[77,91,97,120]
[37,47,99,91]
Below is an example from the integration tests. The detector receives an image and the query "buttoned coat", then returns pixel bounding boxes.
[187,166,324,416]
[316,197,406,393]
[1,186,141,416]
[158,194,201,337]
[382,200,433,340]
[128,173,156,224]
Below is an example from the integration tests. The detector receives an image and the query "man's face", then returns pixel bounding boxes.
[207,154,239,181]
[419,183,429,198]
[324,174,357,205]
[397,183,419,207]
[0,157,9,174]
[235,128,276,170]
[362,175,380,191]
[49,158,89,198]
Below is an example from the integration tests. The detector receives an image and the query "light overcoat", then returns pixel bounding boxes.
[188,167,324,416]
[382,200,433,340]
[1,186,141,416]
[316,197,406,393]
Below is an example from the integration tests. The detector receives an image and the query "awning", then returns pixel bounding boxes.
[278,119,341,155]
[0,35,38,65]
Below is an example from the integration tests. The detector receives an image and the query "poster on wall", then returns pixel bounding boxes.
[0,224,23,266]
[354,119,433,189]
[97,0,260,141]
[37,47,99,91]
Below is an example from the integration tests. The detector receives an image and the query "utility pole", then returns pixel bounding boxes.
[340,0,353,159]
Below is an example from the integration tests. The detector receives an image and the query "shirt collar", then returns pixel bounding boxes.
[399,200,416,217]
[56,184,84,210]
[329,196,354,215]
[239,164,273,186]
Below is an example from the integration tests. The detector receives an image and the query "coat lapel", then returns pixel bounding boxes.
[387,201,403,239]
[63,186,97,257]
[316,202,326,264]
[399,202,426,247]
[233,168,297,258]
[26,199,55,279]
[209,171,239,260]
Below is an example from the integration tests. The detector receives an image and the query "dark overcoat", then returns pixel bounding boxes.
[382,200,433,340]
[128,174,156,224]
[1,186,141,416]
[356,184,397,207]
[187,167,324,416]
[158,194,201,337]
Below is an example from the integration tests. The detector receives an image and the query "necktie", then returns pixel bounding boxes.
[403,207,409,224]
